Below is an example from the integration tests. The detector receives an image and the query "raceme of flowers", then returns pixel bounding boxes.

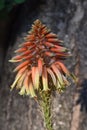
[9,19,72,97]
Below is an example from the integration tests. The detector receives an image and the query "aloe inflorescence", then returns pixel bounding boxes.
[9,19,75,130]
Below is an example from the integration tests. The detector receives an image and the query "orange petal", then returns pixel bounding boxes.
[45,51,55,57]
[23,73,32,95]
[34,67,39,90]
[55,61,70,75]
[42,66,49,91]
[23,42,33,46]
[44,41,54,47]
[21,50,33,57]
[46,33,57,38]
[22,50,37,59]
[51,47,67,52]
[47,38,59,43]
[55,45,67,51]
[19,42,32,47]
[28,44,36,50]
[47,68,56,86]
[26,34,35,41]
[51,64,63,85]
[22,50,37,60]
[31,67,36,87]
[16,66,27,77]
[38,58,43,76]
[41,27,48,35]
[15,47,27,53]
[18,71,31,94]
[22,55,33,60]
[14,61,29,72]
[23,73,30,90]
[11,55,22,60]
[55,52,71,57]
[50,48,59,53]
[9,55,23,62]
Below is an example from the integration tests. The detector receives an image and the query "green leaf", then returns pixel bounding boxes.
[6,2,14,12]
[0,0,5,10]
[14,0,26,4]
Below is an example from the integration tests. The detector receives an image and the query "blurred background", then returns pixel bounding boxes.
[0,0,87,130]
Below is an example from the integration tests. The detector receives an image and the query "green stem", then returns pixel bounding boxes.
[40,91,53,130]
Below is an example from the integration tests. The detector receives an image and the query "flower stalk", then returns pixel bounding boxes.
[39,91,53,130]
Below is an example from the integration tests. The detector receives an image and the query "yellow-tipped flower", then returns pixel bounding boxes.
[9,19,73,97]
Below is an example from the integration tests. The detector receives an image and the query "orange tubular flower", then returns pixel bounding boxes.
[9,19,73,97]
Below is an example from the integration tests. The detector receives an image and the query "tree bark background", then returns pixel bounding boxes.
[0,0,87,130]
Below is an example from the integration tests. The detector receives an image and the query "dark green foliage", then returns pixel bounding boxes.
[0,0,5,10]
[0,0,26,11]
[14,0,26,4]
